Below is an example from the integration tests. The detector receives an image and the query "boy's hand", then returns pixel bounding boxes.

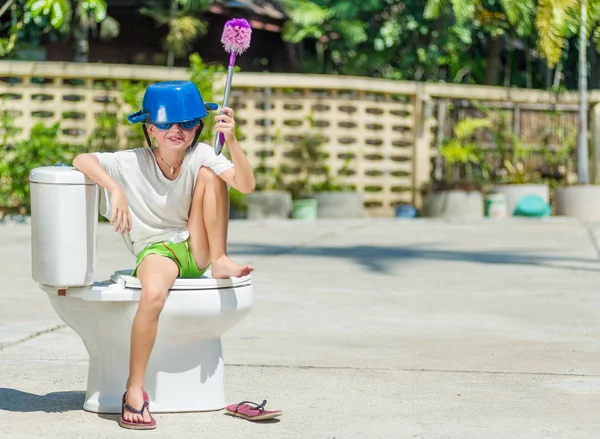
[214,107,237,146]
[109,186,131,234]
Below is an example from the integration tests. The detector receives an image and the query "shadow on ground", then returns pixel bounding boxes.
[0,388,85,413]
[228,243,600,274]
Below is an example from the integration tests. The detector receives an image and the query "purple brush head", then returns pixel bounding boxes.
[221,18,252,55]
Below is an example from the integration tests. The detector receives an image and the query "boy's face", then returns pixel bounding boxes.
[147,123,200,151]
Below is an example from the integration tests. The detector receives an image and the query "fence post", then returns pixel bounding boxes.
[434,99,448,181]
[590,103,600,183]
[412,84,433,208]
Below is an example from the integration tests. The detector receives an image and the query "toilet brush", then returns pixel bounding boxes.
[214,18,252,156]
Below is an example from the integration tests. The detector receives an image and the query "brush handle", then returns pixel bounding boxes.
[214,62,236,156]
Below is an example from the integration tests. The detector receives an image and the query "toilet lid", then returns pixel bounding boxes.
[110,270,252,290]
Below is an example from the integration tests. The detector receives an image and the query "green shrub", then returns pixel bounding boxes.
[0,122,77,214]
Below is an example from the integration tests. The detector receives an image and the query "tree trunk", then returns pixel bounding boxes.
[72,0,89,62]
[484,36,502,85]
[578,0,590,184]
[166,0,178,67]
[503,31,514,87]
[284,43,301,73]
[525,49,532,88]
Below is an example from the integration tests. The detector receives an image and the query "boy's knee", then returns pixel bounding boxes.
[139,287,167,312]
[197,167,224,188]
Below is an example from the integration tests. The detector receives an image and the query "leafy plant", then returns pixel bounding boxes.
[501,159,540,184]
[0,122,76,214]
[280,116,328,199]
[141,0,211,66]
[310,162,355,192]
[255,164,287,192]
[121,80,147,149]
[440,117,490,181]
[537,112,577,183]
[87,111,118,152]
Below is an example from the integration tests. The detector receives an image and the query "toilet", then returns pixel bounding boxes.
[29,165,253,414]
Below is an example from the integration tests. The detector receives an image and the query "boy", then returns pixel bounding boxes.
[73,80,255,429]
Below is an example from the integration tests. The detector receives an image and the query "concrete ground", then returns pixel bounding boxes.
[1,218,600,438]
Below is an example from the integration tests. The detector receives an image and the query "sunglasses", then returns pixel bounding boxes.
[153,119,203,131]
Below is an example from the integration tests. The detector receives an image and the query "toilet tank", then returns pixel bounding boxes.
[30,165,98,287]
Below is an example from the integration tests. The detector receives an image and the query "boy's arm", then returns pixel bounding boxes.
[73,153,122,192]
[220,139,256,194]
[72,153,131,233]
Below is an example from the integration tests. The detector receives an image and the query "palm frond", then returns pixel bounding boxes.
[535,0,575,67]
[281,0,329,26]
[424,0,446,20]
[282,22,323,43]
[329,0,359,19]
[449,0,478,23]
[164,16,207,56]
[335,20,368,45]
[500,0,535,35]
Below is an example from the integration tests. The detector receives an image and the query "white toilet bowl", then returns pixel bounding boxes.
[29,166,254,414]
[41,270,253,414]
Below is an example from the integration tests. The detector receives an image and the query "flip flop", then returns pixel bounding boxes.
[225,399,282,421]
[119,390,157,430]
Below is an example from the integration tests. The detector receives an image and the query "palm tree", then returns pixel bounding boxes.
[427,0,599,183]
[0,0,118,62]
[424,0,536,85]
[141,0,211,67]
[279,0,370,74]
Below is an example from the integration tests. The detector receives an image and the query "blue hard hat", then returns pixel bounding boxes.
[127,81,218,125]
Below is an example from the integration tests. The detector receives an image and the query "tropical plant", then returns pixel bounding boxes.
[141,0,211,67]
[120,80,147,149]
[0,122,76,214]
[0,0,118,61]
[501,159,541,184]
[279,116,329,199]
[424,0,536,85]
[424,117,491,192]
[280,0,373,74]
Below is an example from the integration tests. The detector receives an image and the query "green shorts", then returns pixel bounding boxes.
[132,240,209,278]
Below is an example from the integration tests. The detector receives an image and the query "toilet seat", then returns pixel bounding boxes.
[40,269,252,302]
[110,270,252,290]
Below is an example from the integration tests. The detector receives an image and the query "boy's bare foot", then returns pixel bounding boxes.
[211,255,254,279]
[123,388,152,424]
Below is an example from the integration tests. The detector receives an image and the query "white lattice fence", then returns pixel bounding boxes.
[228,76,429,216]
[2,61,598,217]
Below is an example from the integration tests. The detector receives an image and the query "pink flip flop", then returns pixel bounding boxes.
[225,399,282,421]
[119,390,157,430]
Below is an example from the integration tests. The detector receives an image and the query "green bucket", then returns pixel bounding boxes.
[292,198,318,220]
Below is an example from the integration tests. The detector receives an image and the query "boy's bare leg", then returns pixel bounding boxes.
[188,167,253,278]
[123,255,178,424]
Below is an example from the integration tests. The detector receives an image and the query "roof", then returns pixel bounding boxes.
[210,0,286,21]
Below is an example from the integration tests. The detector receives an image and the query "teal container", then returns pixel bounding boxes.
[292,198,318,220]
[484,192,507,218]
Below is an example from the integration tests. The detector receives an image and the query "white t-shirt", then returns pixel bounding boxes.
[94,143,234,256]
